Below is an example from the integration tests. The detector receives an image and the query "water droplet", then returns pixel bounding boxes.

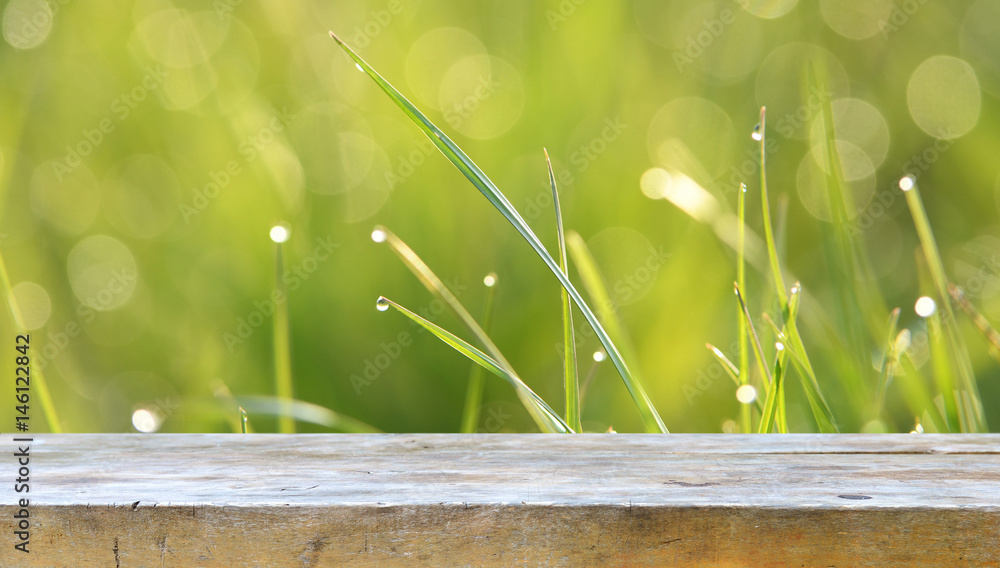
[740,182,747,193]
[376,297,390,312]
[270,225,290,243]
[915,296,936,317]
[483,273,497,287]
[355,63,364,72]
[593,351,606,362]
[371,229,386,243]
[751,123,762,141]
[899,175,915,191]
[736,384,757,404]
[775,342,785,351]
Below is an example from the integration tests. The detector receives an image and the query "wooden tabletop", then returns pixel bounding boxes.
[2,433,998,567]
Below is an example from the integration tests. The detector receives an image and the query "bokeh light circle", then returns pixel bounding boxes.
[10,282,51,330]
[755,43,850,140]
[907,56,981,139]
[648,97,736,178]
[809,98,890,173]
[289,102,375,195]
[960,0,1000,98]
[819,0,894,40]
[438,55,525,140]
[796,150,875,222]
[737,0,799,19]
[67,235,139,311]
[3,0,52,50]
[102,155,181,239]
[30,161,101,236]
[406,27,488,111]
[586,228,664,307]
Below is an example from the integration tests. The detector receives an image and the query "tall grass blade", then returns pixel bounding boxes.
[460,274,498,433]
[757,354,784,433]
[331,32,665,432]
[736,183,750,433]
[272,236,295,434]
[762,287,839,433]
[377,296,572,433]
[239,406,249,434]
[546,149,581,432]
[902,177,986,432]
[756,107,788,308]
[0,249,61,432]
[735,282,772,391]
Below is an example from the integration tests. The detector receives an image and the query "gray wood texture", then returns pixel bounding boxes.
[2,433,998,566]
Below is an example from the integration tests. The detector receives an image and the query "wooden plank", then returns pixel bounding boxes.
[2,434,998,567]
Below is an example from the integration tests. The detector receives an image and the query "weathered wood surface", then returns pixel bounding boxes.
[2,434,998,567]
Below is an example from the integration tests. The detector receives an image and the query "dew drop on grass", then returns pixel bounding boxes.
[376,297,390,312]
[483,272,497,287]
[915,296,936,317]
[899,175,915,192]
[593,351,606,362]
[355,63,364,72]
[751,123,762,141]
[736,384,757,404]
[371,228,387,243]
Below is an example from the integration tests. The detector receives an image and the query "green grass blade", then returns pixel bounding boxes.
[272,236,295,434]
[331,32,665,433]
[706,343,740,387]
[736,182,750,433]
[377,296,572,433]
[239,406,249,434]
[546,149,581,432]
[762,288,839,433]
[460,274,498,433]
[238,396,381,433]
[874,308,902,417]
[735,282,773,391]
[756,107,787,308]
[902,177,986,432]
[0,249,61,432]
[757,354,784,433]
[373,225,515,372]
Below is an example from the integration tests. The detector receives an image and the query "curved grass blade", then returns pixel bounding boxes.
[0,249,61,432]
[238,396,381,433]
[706,343,740,387]
[377,296,572,433]
[756,107,787,308]
[373,225,514,371]
[460,273,498,433]
[761,291,839,433]
[757,353,784,433]
[546,149,581,432]
[332,31,665,432]
[735,282,772,390]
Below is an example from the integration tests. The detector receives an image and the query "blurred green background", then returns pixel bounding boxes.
[2,0,1000,433]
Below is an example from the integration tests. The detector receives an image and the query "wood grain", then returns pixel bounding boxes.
[1,434,998,567]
